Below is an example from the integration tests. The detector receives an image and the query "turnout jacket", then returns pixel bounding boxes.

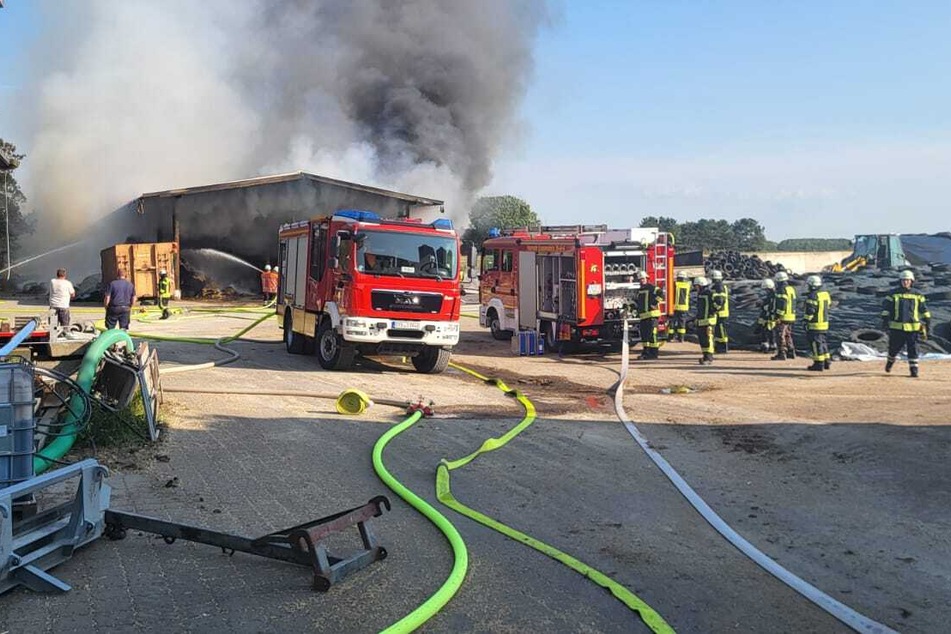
[774,283,797,323]
[695,288,721,327]
[673,280,691,312]
[632,283,664,319]
[712,280,730,318]
[803,289,831,331]
[757,290,777,328]
[881,287,931,332]
[158,276,172,299]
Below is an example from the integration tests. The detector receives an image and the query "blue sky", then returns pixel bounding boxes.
[2,1,950,240]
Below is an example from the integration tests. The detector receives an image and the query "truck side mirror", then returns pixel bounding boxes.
[328,257,339,270]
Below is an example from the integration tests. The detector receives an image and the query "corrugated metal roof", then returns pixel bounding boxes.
[139,171,443,207]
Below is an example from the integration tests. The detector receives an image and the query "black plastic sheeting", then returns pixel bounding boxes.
[901,233,951,266]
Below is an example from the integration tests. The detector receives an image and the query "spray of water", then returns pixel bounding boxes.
[185,248,263,272]
[0,240,87,276]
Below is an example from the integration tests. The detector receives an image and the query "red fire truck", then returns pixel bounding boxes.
[278,210,462,373]
[478,225,674,351]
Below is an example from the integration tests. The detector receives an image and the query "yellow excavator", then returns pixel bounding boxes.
[830,234,906,272]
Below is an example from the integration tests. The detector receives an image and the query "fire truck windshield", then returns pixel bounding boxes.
[355,230,457,279]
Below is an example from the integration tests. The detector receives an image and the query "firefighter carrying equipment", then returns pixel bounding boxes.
[881,289,931,332]
[803,289,831,331]
[775,283,797,323]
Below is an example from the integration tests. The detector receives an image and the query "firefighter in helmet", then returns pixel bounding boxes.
[803,275,831,371]
[755,278,777,353]
[158,268,172,320]
[632,269,664,360]
[881,269,931,378]
[671,270,690,342]
[771,271,797,360]
[710,269,730,353]
[693,276,721,365]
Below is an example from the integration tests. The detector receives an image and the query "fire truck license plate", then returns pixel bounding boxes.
[391,320,421,330]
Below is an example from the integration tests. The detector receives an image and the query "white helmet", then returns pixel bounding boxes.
[762,278,775,290]
[693,276,710,287]
[711,270,724,281]
[159,268,167,276]
[806,275,822,288]
[676,270,688,280]
[899,269,915,281]
[774,271,789,282]
[264,264,272,271]
[273,266,279,274]
[637,270,648,281]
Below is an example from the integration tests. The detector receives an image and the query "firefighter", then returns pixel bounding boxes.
[261,264,276,304]
[671,270,690,342]
[693,276,720,365]
[157,269,172,320]
[771,271,797,360]
[710,269,730,353]
[754,278,777,353]
[881,269,931,378]
[632,270,664,359]
[803,275,831,371]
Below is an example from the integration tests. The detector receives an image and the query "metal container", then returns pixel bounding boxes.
[100,242,179,299]
[0,361,35,489]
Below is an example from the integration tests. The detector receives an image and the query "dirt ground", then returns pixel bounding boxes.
[2,299,949,633]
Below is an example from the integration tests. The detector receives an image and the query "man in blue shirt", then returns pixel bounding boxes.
[104,269,137,330]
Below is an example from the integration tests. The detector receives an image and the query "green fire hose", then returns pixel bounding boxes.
[34,328,134,474]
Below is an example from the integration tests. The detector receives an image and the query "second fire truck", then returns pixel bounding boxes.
[278,210,462,373]
[478,225,674,351]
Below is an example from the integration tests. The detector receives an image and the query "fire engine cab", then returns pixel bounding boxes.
[278,210,462,373]
[478,225,674,351]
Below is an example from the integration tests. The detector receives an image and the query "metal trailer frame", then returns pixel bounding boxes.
[0,459,111,594]
[104,496,391,592]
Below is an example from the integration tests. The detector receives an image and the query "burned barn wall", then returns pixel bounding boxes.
[136,175,441,266]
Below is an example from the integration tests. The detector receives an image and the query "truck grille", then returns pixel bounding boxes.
[371,290,443,314]
[387,329,426,339]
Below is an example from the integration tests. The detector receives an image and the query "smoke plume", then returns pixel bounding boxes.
[23,0,547,257]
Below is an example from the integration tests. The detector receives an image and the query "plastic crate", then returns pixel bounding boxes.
[0,361,35,489]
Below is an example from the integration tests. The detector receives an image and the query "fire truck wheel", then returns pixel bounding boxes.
[488,309,511,340]
[412,346,451,374]
[316,319,355,370]
[284,313,307,355]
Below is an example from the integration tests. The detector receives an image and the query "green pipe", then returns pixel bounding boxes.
[372,411,469,633]
[34,328,134,474]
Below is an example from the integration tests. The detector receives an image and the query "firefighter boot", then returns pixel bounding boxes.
[698,353,713,366]
[770,352,786,361]
[885,359,894,373]
[788,348,797,360]
[910,365,919,378]
[823,359,831,370]
[161,308,171,320]
[807,362,824,371]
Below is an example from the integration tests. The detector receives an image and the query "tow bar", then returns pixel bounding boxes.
[103,495,391,592]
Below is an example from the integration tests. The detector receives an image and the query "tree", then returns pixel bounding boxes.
[775,238,852,252]
[462,195,541,247]
[638,216,680,234]
[0,139,33,281]
[731,218,769,251]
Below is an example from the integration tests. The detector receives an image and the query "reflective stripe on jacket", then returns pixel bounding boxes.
[803,289,831,331]
[158,277,172,299]
[712,281,730,318]
[774,283,797,323]
[881,290,931,332]
[673,281,690,312]
[633,283,664,319]
[696,290,718,327]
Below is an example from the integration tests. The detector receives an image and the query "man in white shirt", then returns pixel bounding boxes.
[49,268,76,333]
